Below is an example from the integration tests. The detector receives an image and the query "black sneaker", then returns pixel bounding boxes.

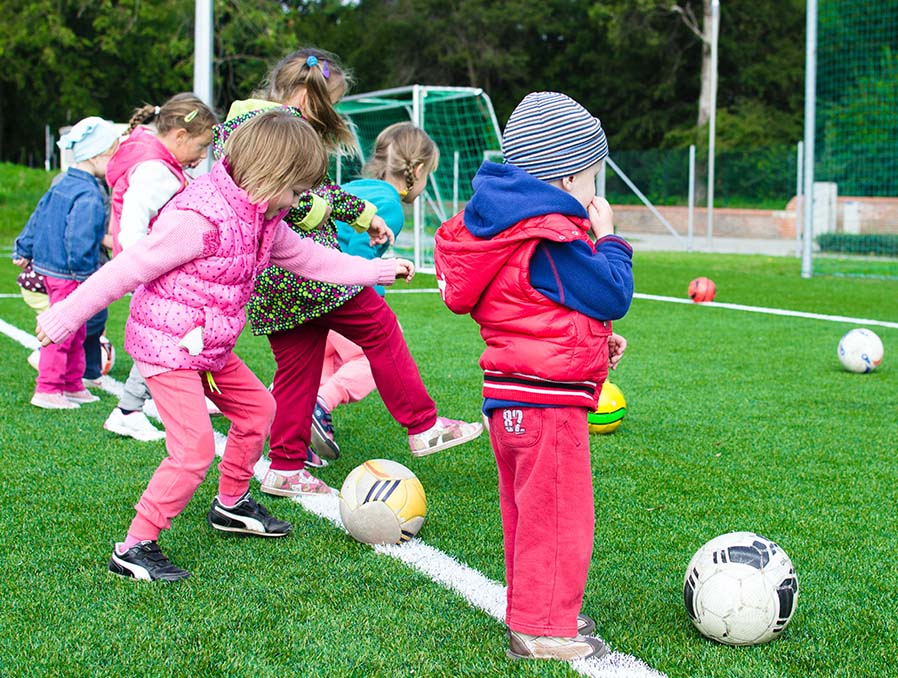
[207,492,292,537]
[108,541,190,582]
[310,398,340,460]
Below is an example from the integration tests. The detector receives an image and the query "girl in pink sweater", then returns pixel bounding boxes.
[37,110,413,582]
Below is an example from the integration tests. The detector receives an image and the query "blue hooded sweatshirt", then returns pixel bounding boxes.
[463,162,633,321]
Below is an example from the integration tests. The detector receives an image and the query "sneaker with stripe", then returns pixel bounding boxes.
[206,492,292,536]
[108,541,190,582]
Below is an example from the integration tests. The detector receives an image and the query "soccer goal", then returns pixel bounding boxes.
[802,0,898,279]
[335,85,502,272]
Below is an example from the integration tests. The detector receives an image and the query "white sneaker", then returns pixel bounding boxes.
[260,468,334,497]
[205,396,222,417]
[104,408,166,442]
[27,349,40,371]
[409,417,484,457]
[31,392,80,410]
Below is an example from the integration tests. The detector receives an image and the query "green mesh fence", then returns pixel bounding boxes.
[336,87,502,269]
[811,1,898,278]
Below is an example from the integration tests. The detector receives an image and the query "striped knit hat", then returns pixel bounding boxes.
[501,92,608,181]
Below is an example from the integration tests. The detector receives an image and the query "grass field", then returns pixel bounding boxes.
[1,247,897,677]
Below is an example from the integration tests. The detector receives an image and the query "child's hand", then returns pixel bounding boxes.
[368,215,395,247]
[394,258,415,283]
[12,257,30,269]
[587,196,614,240]
[36,322,53,347]
[608,332,627,370]
[316,203,333,228]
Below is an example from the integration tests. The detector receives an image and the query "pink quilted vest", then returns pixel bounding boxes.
[124,160,280,371]
[106,127,187,256]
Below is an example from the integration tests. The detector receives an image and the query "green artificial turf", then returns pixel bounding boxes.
[1,245,897,676]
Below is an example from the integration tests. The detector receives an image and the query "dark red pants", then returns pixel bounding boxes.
[267,287,436,471]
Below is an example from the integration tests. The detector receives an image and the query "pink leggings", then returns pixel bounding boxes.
[127,353,275,541]
[37,277,85,393]
[317,330,377,411]
[489,405,595,637]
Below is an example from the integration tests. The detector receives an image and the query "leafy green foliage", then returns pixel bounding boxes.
[0,1,807,166]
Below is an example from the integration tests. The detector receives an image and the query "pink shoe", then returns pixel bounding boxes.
[260,468,334,497]
[31,392,79,410]
[64,389,100,404]
[409,417,484,457]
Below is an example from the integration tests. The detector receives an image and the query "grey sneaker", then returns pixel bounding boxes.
[310,397,340,460]
[507,630,609,661]
[577,613,596,636]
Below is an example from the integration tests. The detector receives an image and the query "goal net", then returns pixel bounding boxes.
[810,1,898,278]
[336,85,502,272]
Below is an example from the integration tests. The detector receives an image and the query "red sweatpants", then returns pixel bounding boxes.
[127,353,275,541]
[488,405,595,637]
[267,287,436,472]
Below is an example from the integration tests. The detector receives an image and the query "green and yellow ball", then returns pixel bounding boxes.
[588,381,627,434]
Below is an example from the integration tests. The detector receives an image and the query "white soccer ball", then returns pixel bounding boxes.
[683,531,799,646]
[339,459,427,545]
[837,328,884,373]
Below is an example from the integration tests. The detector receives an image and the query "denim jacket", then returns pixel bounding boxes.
[13,167,108,281]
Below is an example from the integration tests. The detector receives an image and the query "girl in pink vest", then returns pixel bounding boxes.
[37,110,414,582]
[103,93,218,443]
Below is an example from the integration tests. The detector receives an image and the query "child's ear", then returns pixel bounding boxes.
[413,163,426,180]
[559,175,576,192]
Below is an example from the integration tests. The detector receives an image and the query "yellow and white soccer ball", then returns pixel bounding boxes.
[339,459,427,545]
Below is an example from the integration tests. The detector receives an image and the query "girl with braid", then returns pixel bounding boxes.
[103,93,218,442]
[213,48,482,497]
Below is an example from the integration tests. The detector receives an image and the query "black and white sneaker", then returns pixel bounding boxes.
[207,493,292,537]
[108,541,190,582]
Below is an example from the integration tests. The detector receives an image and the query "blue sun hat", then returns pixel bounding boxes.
[501,91,608,181]
[58,116,120,162]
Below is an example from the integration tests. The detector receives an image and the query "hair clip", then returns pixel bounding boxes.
[184,109,198,123]
[154,105,161,116]
[305,55,330,79]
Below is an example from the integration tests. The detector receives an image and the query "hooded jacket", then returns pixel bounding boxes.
[435,162,633,409]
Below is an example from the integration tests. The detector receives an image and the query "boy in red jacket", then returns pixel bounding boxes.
[434,92,633,661]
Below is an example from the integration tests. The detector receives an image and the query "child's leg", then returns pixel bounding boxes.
[489,406,594,638]
[267,324,329,472]
[318,330,376,410]
[118,363,153,411]
[325,287,436,434]
[203,353,276,498]
[83,309,108,379]
[38,277,86,393]
[126,369,216,541]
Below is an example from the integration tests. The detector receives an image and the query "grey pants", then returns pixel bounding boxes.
[118,362,152,412]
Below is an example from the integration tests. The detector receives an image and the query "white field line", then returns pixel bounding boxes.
[387,288,898,330]
[0,317,664,678]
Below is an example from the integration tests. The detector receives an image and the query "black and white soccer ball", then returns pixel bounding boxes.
[683,531,799,646]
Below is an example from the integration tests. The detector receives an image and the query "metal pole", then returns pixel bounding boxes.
[801,0,817,278]
[596,160,606,198]
[795,141,804,257]
[412,85,423,270]
[706,0,720,245]
[193,0,214,175]
[688,144,696,252]
[453,150,460,215]
[44,125,52,172]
